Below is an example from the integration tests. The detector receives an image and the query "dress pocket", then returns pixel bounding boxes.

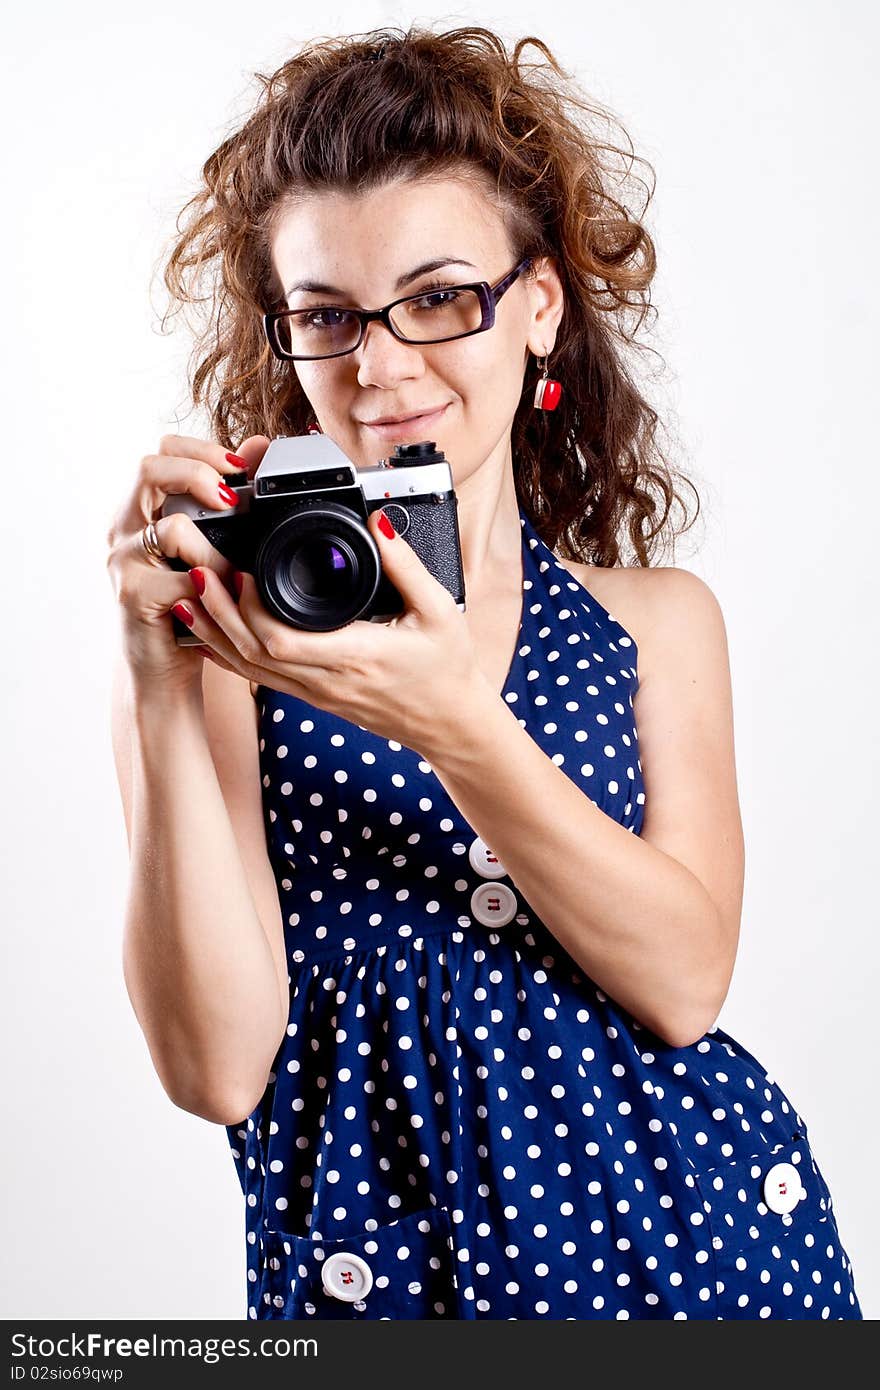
[256,1202,462,1320]
[692,1131,858,1319]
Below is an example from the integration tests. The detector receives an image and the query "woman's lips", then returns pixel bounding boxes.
[362,404,449,439]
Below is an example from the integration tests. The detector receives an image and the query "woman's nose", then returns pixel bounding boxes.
[356,319,425,387]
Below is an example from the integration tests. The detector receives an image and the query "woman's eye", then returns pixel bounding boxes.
[304,309,351,328]
[414,289,460,310]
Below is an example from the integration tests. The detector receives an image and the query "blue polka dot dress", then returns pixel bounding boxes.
[226,506,862,1321]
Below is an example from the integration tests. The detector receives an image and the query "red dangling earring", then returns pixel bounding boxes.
[533,353,562,411]
[307,418,323,434]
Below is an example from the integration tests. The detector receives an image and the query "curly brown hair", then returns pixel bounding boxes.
[158,23,700,568]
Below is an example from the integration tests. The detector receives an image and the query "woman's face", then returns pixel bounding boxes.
[269,175,563,488]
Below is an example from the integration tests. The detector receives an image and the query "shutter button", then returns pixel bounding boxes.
[762,1161,804,1215]
[470,881,518,927]
[468,835,509,879]
[320,1251,374,1302]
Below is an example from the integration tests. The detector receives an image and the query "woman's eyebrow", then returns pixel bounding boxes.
[284,257,477,298]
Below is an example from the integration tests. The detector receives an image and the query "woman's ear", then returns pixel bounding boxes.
[526,255,565,357]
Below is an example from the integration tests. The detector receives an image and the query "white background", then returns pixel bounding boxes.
[2,0,876,1320]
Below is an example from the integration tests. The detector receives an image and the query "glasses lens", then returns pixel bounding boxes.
[389,287,483,342]
[274,308,362,359]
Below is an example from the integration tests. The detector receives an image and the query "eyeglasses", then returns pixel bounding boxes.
[263,256,533,361]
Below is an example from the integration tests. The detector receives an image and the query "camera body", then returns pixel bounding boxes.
[161,434,466,640]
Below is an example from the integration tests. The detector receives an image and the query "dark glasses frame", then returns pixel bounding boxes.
[263,255,534,361]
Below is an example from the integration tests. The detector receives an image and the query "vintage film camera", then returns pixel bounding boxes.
[161,434,466,639]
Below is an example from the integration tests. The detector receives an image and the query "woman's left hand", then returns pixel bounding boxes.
[181,508,492,759]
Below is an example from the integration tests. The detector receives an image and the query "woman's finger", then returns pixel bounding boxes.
[170,590,336,701]
[199,647,239,674]
[156,433,252,469]
[106,439,246,551]
[233,570,382,668]
[143,513,240,590]
[108,519,238,616]
[192,566,374,675]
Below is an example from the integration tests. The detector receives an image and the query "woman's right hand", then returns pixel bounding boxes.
[105,432,271,698]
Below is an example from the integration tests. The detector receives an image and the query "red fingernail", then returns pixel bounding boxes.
[225,452,248,468]
[218,482,239,507]
[377,509,395,539]
[172,602,194,627]
[189,568,206,596]
[232,571,244,599]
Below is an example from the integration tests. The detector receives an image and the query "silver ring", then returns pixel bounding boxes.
[141,521,167,567]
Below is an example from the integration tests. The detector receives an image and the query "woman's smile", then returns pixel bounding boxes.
[361,402,451,440]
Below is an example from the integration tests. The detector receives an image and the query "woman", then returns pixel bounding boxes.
[106,26,862,1320]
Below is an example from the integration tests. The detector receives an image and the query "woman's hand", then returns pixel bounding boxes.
[183,508,491,756]
[104,433,272,697]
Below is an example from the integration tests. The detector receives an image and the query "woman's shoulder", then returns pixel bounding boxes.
[553,556,723,683]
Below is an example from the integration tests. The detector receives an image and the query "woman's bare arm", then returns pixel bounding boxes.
[111,655,288,1124]
[421,568,745,1049]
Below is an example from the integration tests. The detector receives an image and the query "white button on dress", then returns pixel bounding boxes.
[320,1251,374,1302]
[762,1161,804,1215]
[468,835,509,879]
[470,881,518,927]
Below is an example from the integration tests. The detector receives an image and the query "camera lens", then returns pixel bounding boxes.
[256,505,380,630]
[289,536,354,600]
